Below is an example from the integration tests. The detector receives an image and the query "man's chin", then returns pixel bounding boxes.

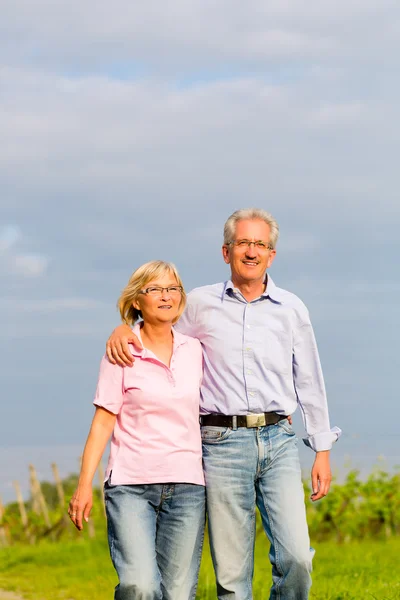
[240,273,264,284]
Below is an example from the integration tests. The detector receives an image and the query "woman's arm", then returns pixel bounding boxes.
[68,406,116,530]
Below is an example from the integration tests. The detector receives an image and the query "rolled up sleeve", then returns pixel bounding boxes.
[293,316,342,452]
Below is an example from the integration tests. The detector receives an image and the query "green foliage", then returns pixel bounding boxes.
[305,468,400,542]
[1,467,399,545]
[1,473,105,544]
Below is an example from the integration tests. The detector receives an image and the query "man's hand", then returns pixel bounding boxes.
[310,451,332,502]
[106,324,142,366]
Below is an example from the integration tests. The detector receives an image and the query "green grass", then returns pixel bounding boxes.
[1,532,400,599]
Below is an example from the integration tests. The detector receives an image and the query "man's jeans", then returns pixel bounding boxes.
[104,481,205,600]
[202,419,313,600]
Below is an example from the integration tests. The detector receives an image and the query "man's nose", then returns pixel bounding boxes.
[245,246,257,258]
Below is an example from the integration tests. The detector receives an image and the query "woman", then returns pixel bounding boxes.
[68,260,205,600]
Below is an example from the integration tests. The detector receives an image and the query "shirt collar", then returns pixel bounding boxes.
[130,322,187,357]
[223,275,283,304]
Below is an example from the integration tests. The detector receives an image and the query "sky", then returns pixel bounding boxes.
[1,0,399,503]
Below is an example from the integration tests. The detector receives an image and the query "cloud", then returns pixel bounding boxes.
[0,225,49,277]
[0,296,106,313]
[0,224,21,250]
[0,0,399,474]
[309,102,366,127]
[1,67,398,227]
[13,254,49,277]
[1,0,398,73]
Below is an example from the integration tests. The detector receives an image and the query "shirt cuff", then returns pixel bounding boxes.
[302,426,342,452]
[93,400,120,415]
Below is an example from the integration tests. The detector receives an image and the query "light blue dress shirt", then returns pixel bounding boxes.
[176,276,341,452]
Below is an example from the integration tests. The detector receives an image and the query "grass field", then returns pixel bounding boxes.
[1,532,400,599]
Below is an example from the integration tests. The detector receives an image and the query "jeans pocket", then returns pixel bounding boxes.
[201,426,231,443]
[277,418,295,435]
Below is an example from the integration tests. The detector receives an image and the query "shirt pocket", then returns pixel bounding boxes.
[262,329,291,374]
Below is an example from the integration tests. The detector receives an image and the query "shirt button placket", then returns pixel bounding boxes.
[244,305,257,410]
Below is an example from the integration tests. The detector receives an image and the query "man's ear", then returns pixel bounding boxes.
[222,245,230,265]
[267,249,277,268]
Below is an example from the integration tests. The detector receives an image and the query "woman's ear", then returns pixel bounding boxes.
[132,298,141,311]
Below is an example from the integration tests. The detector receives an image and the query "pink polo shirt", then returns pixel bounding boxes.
[94,323,204,486]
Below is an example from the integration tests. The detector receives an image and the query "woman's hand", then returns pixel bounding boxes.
[68,485,93,531]
[106,324,142,366]
[67,407,116,530]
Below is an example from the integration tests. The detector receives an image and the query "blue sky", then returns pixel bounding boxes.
[1,0,399,502]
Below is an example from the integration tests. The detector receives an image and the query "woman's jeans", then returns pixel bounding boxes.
[104,481,206,600]
[202,419,313,600]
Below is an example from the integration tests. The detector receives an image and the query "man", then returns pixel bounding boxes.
[106,208,341,600]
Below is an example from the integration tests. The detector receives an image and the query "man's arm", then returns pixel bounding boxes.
[107,294,199,365]
[106,324,141,366]
[292,310,341,501]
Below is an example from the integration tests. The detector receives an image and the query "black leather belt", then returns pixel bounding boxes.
[200,412,286,428]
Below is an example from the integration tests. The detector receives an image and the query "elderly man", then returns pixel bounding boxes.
[106,208,341,600]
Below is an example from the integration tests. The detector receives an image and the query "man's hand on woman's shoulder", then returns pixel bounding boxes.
[106,324,142,366]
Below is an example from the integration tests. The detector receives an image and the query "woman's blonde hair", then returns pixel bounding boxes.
[118,260,186,326]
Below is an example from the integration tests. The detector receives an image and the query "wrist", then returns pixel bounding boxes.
[315,450,330,459]
[77,477,93,489]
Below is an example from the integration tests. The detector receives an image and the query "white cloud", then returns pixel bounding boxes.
[0,0,399,472]
[1,67,398,224]
[0,224,21,250]
[1,0,398,71]
[13,254,49,277]
[309,102,367,127]
[13,297,107,313]
[0,225,49,277]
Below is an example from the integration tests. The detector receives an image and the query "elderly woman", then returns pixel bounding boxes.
[68,260,205,600]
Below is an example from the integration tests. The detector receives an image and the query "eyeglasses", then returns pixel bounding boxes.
[229,239,272,251]
[139,286,183,296]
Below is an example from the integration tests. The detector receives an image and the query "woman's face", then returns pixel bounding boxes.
[133,274,183,325]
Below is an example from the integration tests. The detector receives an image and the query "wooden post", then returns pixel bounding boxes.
[29,464,52,529]
[51,462,65,509]
[51,462,70,537]
[13,480,32,543]
[29,466,41,514]
[0,496,10,547]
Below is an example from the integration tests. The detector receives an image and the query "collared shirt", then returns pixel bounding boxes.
[94,323,204,486]
[176,276,341,452]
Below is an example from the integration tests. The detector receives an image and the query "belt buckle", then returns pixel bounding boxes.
[245,413,266,428]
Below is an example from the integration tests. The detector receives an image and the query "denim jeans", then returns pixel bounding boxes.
[104,481,206,600]
[202,419,313,600]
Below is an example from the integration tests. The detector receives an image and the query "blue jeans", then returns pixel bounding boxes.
[202,419,313,600]
[104,481,206,600]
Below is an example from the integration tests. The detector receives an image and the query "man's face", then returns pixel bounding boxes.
[222,219,276,285]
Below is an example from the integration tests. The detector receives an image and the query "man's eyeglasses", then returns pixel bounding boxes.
[139,286,183,296]
[229,240,272,251]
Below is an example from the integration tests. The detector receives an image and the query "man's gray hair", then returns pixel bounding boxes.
[223,208,279,249]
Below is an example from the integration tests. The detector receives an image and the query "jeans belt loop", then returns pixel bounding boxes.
[232,415,238,431]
